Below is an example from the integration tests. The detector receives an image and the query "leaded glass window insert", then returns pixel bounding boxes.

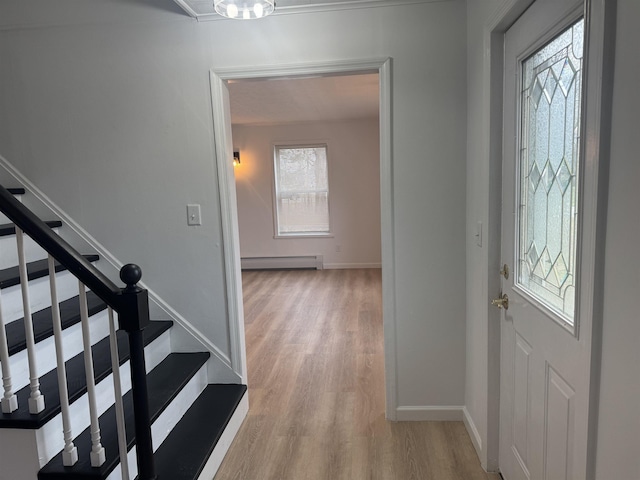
[274,145,330,235]
[518,18,584,323]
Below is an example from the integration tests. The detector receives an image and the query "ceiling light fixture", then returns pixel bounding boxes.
[214,1,275,19]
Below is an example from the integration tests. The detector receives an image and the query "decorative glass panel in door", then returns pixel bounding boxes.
[518,18,584,325]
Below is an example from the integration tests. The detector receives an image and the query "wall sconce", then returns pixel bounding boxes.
[233,151,241,167]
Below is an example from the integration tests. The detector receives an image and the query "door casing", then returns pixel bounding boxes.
[209,58,397,418]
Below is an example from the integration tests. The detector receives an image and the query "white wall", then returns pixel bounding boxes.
[465,0,503,467]
[465,0,640,477]
[0,1,468,411]
[594,0,640,477]
[232,119,381,268]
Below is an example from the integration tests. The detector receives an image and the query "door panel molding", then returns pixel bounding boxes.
[544,363,575,480]
[513,333,532,472]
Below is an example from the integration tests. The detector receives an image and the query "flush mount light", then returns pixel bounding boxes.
[214,0,275,19]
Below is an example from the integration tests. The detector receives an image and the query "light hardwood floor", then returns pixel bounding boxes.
[214,269,499,480]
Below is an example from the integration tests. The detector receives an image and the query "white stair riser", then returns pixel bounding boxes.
[0,310,110,392]
[35,330,171,466]
[1,270,87,324]
[0,194,22,224]
[0,230,58,270]
[106,364,208,480]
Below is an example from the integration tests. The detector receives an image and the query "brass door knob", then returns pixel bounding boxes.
[491,293,509,310]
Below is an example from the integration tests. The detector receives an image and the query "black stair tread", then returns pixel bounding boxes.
[153,384,247,480]
[0,254,99,290]
[7,188,25,195]
[0,320,173,429]
[38,352,211,480]
[0,220,63,237]
[5,291,107,357]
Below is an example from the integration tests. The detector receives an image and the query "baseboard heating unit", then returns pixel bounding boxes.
[241,255,324,271]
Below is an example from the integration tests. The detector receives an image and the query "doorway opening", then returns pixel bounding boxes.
[209,59,397,419]
[230,72,384,418]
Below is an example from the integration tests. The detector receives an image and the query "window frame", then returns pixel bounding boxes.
[272,142,333,239]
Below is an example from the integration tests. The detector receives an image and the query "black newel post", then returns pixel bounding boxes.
[118,264,157,480]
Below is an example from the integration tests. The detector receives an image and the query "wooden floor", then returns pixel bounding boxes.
[215,269,499,480]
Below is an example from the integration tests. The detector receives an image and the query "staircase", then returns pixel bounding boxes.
[0,185,247,480]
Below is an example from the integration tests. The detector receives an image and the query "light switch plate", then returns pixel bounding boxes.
[187,204,202,226]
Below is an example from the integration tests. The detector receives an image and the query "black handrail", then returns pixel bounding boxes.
[0,185,120,307]
[0,183,157,479]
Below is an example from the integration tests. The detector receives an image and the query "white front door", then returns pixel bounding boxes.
[498,1,596,479]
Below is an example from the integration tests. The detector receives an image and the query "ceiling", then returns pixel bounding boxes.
[228,73,379,126]
[175,0,430,125]
[173,0,447,20]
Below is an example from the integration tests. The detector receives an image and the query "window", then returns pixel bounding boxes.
[517,18,584,323]
[274,145,330,236]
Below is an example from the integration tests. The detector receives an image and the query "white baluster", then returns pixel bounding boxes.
[0,288,18,413]
[108,308,130,480]
[48,255,78,466]
[15,227,45,414]
[78,281,106,467]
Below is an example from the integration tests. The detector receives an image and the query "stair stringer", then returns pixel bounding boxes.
[0,154,243,385]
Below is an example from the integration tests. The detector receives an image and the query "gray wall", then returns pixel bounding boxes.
[233,119,382,268]
[0,0,468,411]
[594,0,640,476]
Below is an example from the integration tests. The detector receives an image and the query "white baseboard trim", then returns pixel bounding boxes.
[196,390,249,480]
[324,262,382,269]
[395,405,464,421]
[241,255,323,270]
[463,406,483,456]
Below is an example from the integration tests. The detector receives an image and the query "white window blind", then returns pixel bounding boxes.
[274,145,330,235]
